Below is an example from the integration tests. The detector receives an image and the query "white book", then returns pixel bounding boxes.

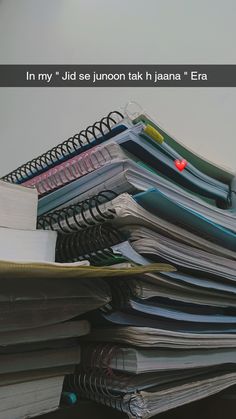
[0,227,57,262]
[0,180,38,230]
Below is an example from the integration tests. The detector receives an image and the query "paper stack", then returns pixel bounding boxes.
[3,107,236,418]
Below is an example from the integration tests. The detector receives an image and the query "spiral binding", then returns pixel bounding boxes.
[37,190,118,232]
[64,371,134,415]
[56,223,125,265]
[2,111,124,184]
[81,344,126,376]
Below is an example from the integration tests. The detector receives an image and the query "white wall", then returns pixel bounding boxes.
[0,0,235,175]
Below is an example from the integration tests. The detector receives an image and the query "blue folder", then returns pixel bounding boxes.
[134,188,236,251]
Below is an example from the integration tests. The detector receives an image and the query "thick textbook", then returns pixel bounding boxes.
[0,375,65,419]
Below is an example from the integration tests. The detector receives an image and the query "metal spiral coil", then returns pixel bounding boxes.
[55,223,125,264]
[2,111,124,184]
[64,372,134,415]
[37,190,118,232]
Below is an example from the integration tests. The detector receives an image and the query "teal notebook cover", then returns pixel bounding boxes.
[134,188,236,251]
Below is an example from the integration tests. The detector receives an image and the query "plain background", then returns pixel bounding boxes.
[0,0,235,175]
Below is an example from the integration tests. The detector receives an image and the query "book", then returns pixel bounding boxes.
[0,375,65,418]
[0,344,80,375]
[0,320,90,346]
[0,227,57,262]
[0,180,38,230]
[0,277,110,331]
[0,365,73,386]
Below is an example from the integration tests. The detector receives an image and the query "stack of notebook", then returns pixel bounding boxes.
[3,107,236,418]
[0,180,131,418]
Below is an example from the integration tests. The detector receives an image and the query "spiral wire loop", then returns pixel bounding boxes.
[55,223,125,264]
[37,190,118,232]
[2,111,124,184]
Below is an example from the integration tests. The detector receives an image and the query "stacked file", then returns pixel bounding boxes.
[3,107,236,418]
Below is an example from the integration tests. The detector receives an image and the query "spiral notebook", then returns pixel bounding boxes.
[55,224,150,266]
[162,270,236,295]
[128,226,236,280]
[86,325,236,349]
[52,221,236,281]
[30,124,230,202]
[102,273,236,325]
[22,141,129,196]
[104,275,236,308]
[81,344,236,373]
[37,158,236,224]
[2,111,125,184]
[90,309,236,333]
[2,110,233,207]
[38,190,236,260]
[64,367,236,418]
[3,109,233,187]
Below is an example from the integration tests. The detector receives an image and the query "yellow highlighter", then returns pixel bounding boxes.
[143,124,164,144]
